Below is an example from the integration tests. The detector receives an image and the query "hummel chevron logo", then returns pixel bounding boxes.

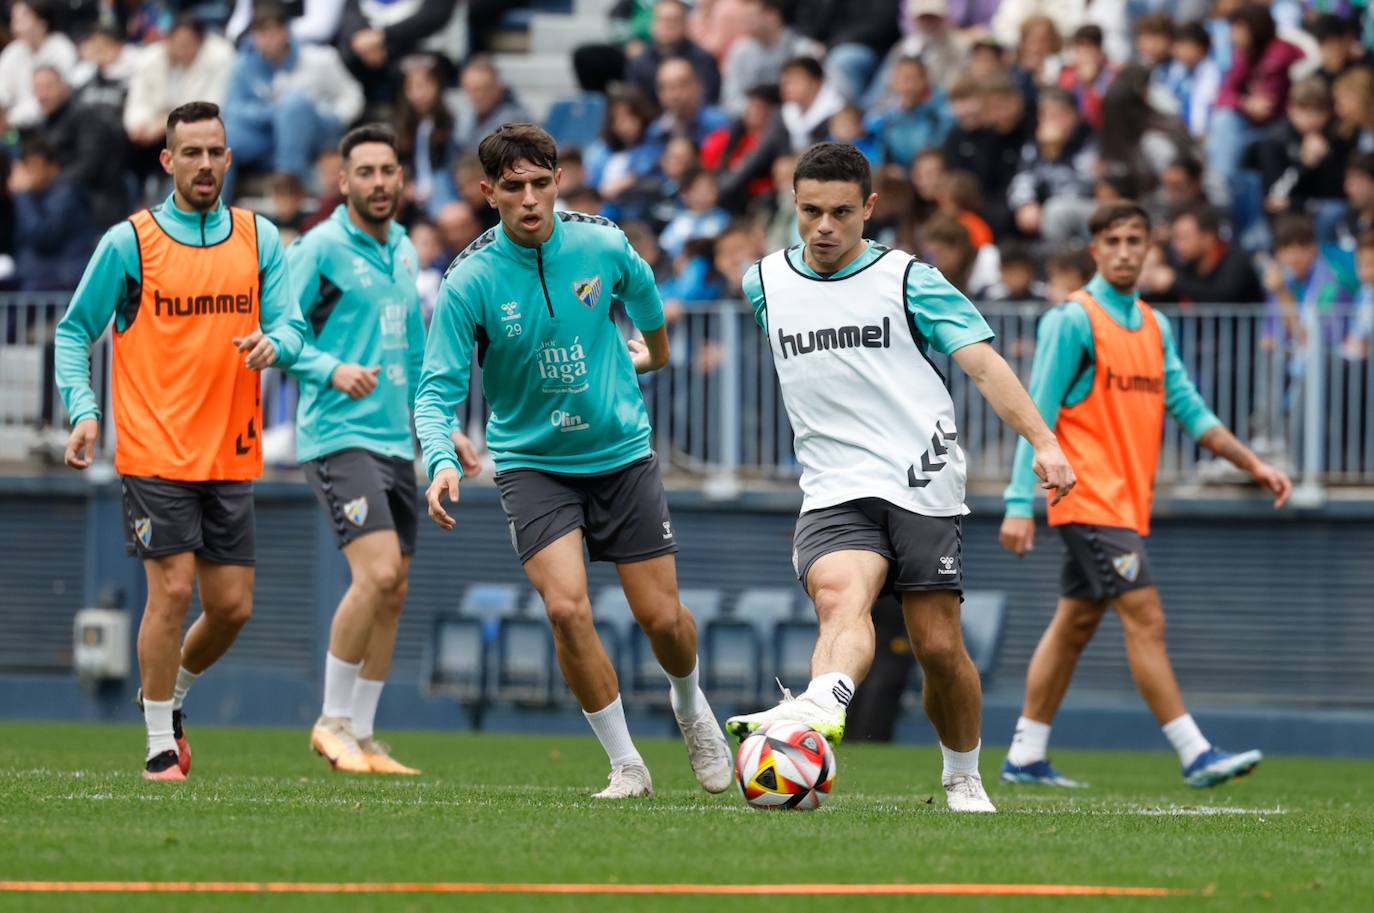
[907,421,958,488]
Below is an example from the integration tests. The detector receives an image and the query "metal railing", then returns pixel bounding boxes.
[3,296,1371,489]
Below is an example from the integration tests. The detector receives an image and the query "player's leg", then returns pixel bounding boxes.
[524,528,651,798]
[137,552,197,780]
[902,589,994,812]
[354,551,419,775]
[1112,586,1262,787]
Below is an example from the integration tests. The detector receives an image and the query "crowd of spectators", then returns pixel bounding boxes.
[0,0,1371,361]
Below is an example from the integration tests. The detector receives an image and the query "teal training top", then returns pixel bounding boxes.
[414,211,666,479]
[1003,273,1222,518]
[286,206,425,463]
[742,242,995,354]
[54,192,305,426]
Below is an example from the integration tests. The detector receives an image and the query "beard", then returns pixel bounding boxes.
[352,190,397,224]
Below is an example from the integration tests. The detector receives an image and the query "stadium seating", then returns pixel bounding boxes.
[493,591,556,705]
[960,591,1008,683]
[542,92,607,151]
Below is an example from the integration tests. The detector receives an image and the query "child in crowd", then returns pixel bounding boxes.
[659,170,731,259]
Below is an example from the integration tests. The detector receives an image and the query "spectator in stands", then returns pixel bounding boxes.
[338,0,457,102]
[72,24,135,122]
[719,0,815,116]
[1310,13,1372,90]
[920,212,998,299]
[622,220,672,284]
[435,200,482,262]
[1347,231,1374,360]
[778,55,846,151]
[1208,4,1306,199]
[1100,64,1197,200]
[626,0,722,105]
[1336,153,1374,251]
[826,106,880,165]
[452,57,529,153]
[940,74,983,159]
[867,0,968,104]
[1142,203,1263,305]
[1161,19,1222,137]
[269,172,309,240]
[223,4,364,199]
[867,56,952,168]
[123,17,235,178]
[1135,12,1175,73]
[991,0,1131,65]
[1009,14,1062,107]
[8,138,96,290]
[408,218,444,322]
[1058,24,1115,131]
[1262,212,1360,347]
[901,146,943,243]
[937,170,994,248]
[585,83,664,205]
[985,241,1047,303]
[649,56,730,146]
[704,82,787,214]
[1251,76,1351,218]
[450,151,499,231]
[34,65,127,229]
[302,147,345,231]
[558,148,587,196]
[1332,66,1374,153]
[563,185,605,215]
[965,36,1008,80]
[943,75,1030,235]
[689,0,756,62]
[226,0,347,46]
[395,53,455,218]
[1007,86,1097,245]
[659,169,731,257]
[755,150,799,250]
[0,0,78,130]
[792,0,901,105]
[1044,247,1094,304]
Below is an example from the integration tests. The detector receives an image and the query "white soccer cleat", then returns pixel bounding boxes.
[592,762,654,799]
[944,772,997,812]
[671,694,733,794]
[726,684,846,745]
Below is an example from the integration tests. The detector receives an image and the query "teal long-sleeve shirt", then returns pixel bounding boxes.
[285,206,425,463]
[415,211,666,480]
[1003,274,1221,518]
[54,193,305,426]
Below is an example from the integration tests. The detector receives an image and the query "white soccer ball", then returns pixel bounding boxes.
[735,722,837,810]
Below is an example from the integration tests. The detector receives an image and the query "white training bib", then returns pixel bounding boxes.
[760,245,967,517]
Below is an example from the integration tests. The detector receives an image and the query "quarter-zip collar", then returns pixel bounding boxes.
[496,213,563,317]
[1086,273,1144,330]
[158,190,231,247]
[330,203,404,271]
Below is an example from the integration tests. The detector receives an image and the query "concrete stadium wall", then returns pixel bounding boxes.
[2,475,1372,757]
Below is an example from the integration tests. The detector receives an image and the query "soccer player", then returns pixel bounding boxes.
[727,143,1076,813]
[998,201,1292,789]
[415,123,732,800]
[286,124,481,775]
[54,101,305,780]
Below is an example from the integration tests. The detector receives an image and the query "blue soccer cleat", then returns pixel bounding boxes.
[1000,758,1087,788]
[1183,747,1263,787]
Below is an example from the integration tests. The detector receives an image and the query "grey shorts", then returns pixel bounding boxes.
[121,476,255,565]
[302,449,419,555]
[1058,523,1155,600]
[792,498,962,595]
[495,453,677,564]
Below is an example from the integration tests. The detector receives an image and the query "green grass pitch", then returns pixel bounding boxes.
[1,722,1370,913]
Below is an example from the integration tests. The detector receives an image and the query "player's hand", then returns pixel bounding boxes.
[426,468,461,530]
[233,331,279,370]
[1031,439,1076,505]
[453,431,483,477]
[1000,516,1035,557]
[1251,460,1293,509]
[330,364,381,399]
[64,418,99,470]
[628,337,653,373]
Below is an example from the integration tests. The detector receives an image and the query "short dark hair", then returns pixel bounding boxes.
[477,122,558,180]
[1310,12,1356,43]
[1089,200,1151,235]
[1172,202,1221,236]
[998,240,1034,269]
[1165,156,1204,181]
[1038,86,1077,111]
[1047,248,1094,280]
[780,55,825,82]
[745,82,781,106]
[168,14,206,40]
[1347,152,1374,180]
[1273,212,1316,249]
[1072,24,1104,47]
[793,142,872,200]
[249,1,289,30]
[1135,13,1174,39]
[340,123,399,161]
[166,101,222,148]
[1174,20,1210,51]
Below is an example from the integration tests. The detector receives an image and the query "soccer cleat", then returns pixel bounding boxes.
[358,737,421,776]
[1000,758,1086,788]
[143,750,186,781]
[592,763,654,799]
[135,688,191,776]
[944,772,997,812]
[671,693,733,794]
[310,715,371,773]
[1183,747,1263,788]
[725,683,845,746]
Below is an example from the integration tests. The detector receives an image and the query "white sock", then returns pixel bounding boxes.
[1006,716,1051,766]
[665,659,702,718]
[583,695,643,769]
[805,672,855,711]
[323,653,361,720]
[1162,714,1210,768]
[941,740,982,780]
[143,697,177,761]
[352,678,385,742]
[172,666,199,711]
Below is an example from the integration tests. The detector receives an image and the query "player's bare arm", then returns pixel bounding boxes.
[628,325,670,373]
[1197,425,1293,508]
[951,341,1076,505]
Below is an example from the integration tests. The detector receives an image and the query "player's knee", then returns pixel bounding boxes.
[1064,611,1103,650]
[811,582,866,624]
[915,631,966,675]
[638,600,685,642]
[157,576,195,611]
[205,596,252,629]
[1126,607,1167,643]
[544,594,593,637]
[361,559,404,599]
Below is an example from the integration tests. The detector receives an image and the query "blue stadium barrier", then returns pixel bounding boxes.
[493,590,555,706]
